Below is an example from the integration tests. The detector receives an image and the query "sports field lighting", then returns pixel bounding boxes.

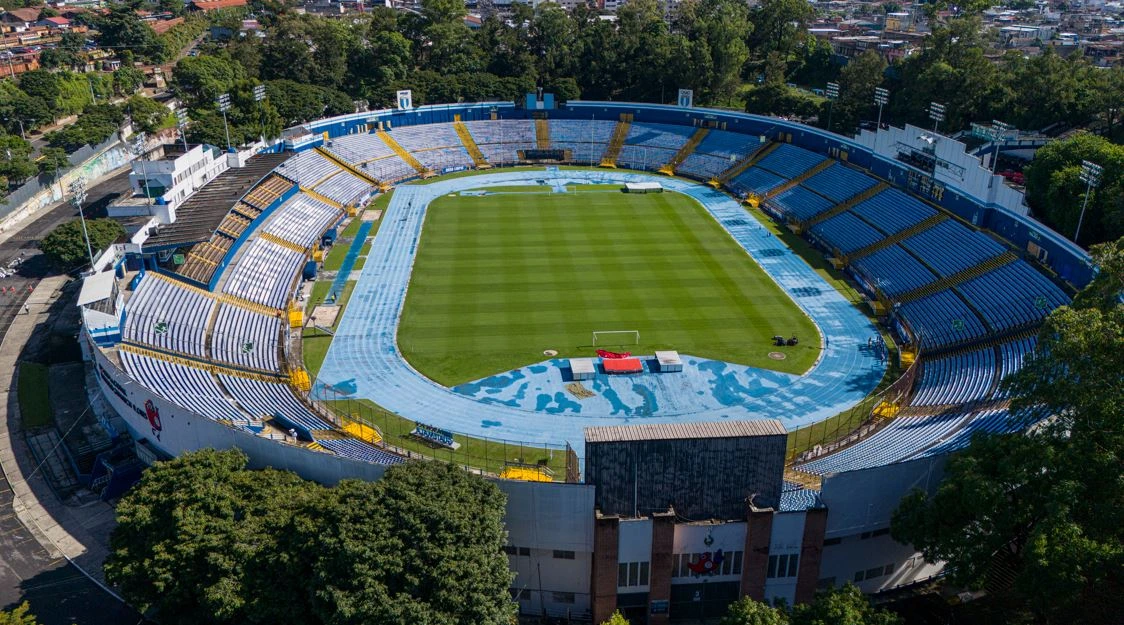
[132,132,153,206]
[217,93,232,152]
[253,84,267,141]
[70,176,96,269]
[1074,160,1103,244]
[929,101,945,133]
[873,87,889,129]
[987,120,1012,173]
[825,82,840,132]
[175,107,190,152]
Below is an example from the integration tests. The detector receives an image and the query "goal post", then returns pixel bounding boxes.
[592,330,640,346]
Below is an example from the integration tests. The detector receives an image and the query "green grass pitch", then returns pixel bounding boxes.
[397,186,821,386]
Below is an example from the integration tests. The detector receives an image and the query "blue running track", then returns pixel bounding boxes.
[327,220,372,301]
[316,171,885,459]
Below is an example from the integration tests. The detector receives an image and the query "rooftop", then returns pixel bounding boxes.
[585,420,786,443]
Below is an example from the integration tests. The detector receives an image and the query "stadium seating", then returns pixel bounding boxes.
[361,155,417,183]
[801,165,879,203]
[386,123,463,152]
[325,133,398,164]
[911,346,996,406]
[277,150,341,187]
[900,219,1006,278]
[897,290,989,349]
[262,193,341,249]
[848,188,937,235]
[914,409,1017,458]
[617,146,677,170]
[411,146,474,173]
[676,131,762,180]
[120,350,251,426]
[211,304,282,371]
[222,238,305,309]
[550,119,617,144]
[810,211,884,254]
[123,275,214,357]
[995,335,1036,398]
[957,261,1069,332]
[313,171,372,206]
[728,166,786,197]
[850,245,939,297]
[463,120,536,164]
[755,143,828,179]
[413,422,455,447]
[797,410,972,475]
[318,438,405,464]
[623,123,695,150]
[218,374,334,432]
[769,186,836,222]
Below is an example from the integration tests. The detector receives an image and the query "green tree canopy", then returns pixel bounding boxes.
[601,610,631,625]
[36,146,70,177]
[39,218,125,268]
[126,95,171,134]
[113,66,145,96]
[0,602,40,625]
[717,585,900,625]
[1023,133,1124,247]
[720,596,788,625]
[0,134,37,186]
[104,450,515,625]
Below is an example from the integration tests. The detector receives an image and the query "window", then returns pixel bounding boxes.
[671,552,743,578]
[767,554,799,579]
[883,563,895,576]
[860,528,890,540]
[551,592,575,604]
[519,547,530,556]
[618,562,650,588]
[504,545,531,557]
[865,567,883,580]
[552,550,575,560]
[823,537,842,546]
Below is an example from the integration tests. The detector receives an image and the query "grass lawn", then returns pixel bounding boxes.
[303,280,356,377]
[398,187,820,386]
[18,361,53,429]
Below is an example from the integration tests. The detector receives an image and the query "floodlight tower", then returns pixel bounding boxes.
[1073,160,1103,244]
[175,107,190,152]
[132,132,153,206]
[929,101,945,133]
[988,120,1012,173]
[217,93,232,152]
[253,84,267,141]
[69,176,96,269]
[825,81,840,133]
[873,87,889,129]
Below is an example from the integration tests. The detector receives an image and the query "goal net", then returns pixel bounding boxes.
[592,330,640,346]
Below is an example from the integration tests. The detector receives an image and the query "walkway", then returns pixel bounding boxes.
[316,171,885,457]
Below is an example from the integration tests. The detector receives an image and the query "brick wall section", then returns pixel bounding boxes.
[794,507,828,604]
[648,510,676,625]
[740,507,774,601]
[591,512,620,625]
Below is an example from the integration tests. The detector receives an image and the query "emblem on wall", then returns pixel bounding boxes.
[145,399,163,441]
[687,549,725,576]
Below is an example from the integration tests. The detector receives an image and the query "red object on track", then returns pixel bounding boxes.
[596,349,632,359]
[602,358,643,374]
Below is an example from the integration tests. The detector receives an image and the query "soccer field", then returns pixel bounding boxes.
[397,186,820,386]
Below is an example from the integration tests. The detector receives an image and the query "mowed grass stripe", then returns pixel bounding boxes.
[399,188,820,385]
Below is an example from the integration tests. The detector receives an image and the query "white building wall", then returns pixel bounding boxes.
[671,522,747,585]
[763,511,806,605]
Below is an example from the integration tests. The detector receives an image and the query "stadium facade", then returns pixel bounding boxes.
[78,99,1093,623]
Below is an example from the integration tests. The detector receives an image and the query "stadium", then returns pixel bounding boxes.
[77,96,1091,623]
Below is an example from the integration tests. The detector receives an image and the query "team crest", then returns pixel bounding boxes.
[144,400,163,441]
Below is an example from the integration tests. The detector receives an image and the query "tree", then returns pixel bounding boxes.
[39,218,125,268]
[126,95,171,134]
[747,0,814,60]
[172,53,246,108]
[601,610,631,625]
[37,146,69,177]
[17,70,59,112]
[46,103,124,151]
[892,239,1124,625]
[113,66,145,96]
[1023,133,1124,247]
[822,50,886,134]
[0,134,36,186]
[720,596,788,625]
[0,603,39,625]
[38,30,84,69]
[790,585,900,625]
[95,5,164,62]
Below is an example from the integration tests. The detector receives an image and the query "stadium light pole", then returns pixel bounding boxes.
[989,120,1012,173]
[70,176,96,270]
[253,84,267,142]
[929,102,945,133]
[132,132,153,206]
[217,93,232,152]
[1073,160,1103,244]
[175,107,190,152]
[825,82,840,133]
[873,87,889,129]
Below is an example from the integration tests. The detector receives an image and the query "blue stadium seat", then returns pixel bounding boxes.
[800,165,878,203]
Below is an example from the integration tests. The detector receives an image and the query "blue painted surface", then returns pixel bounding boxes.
[315,171,886,457]
[327,220,372,302]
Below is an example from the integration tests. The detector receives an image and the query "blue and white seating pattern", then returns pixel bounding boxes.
[810,211,884,254]
[555,142,608,165]
[123,276,214,357]
[324,133,397,164]
[386,123,462,152]
[412,146,474,173]
[898,290,989,349]
[901,219,1006,278]
[211,304,281,371]
[463,119,536,144]
[755,143,827,179]
[770,186,836,222]
[801,164,878,203]
[623,123,695,150]
[263,194,341,249]
[911,346,996,406]
[313,171,371,206]
[728,166,786,197]
[913,409,1017,459]
[994,336,1036,398]
[222,238,305,308]
[361,156,416,183]
[957,261,1069,332]
[798,410,972,475]
[851,245,938,297]
[318,438,405,465]
[617,145,676,170]
[277,150,340,187]
[677,132,762,180]
[550,120,617,144]
[121,350,249,425]
[849,188,936,235]
[218,374,334,432]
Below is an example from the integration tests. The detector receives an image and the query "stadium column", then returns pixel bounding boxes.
[740,506,774,601]
[647,510,676,625]
[591,511,620,624]
[793,507,828,604]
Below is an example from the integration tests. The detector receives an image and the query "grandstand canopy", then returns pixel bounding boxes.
[78,270,116,306]
[143,153,292,250]
[585,419,785,443]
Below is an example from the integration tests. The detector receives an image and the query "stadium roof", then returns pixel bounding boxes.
[143,152,291,250]
[585,420,785,443]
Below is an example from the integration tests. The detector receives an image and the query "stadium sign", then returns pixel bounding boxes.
[396,90,413,110]
[678,88,694,108]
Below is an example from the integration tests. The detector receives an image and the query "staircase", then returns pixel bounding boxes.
[219,292,283,317]
[599,118,632,167]
[803,182,889,229]
[300,187,344,210]
[765,160,835,199]
[848,213,947,261]
[534,119,551,150]
[314,146,382,187]
[260,231,308,254]
[660,127,708,174]
[376,130,430,177]
[714,141,778,186]
[897,252,1018,303]
[453,118,491,169]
